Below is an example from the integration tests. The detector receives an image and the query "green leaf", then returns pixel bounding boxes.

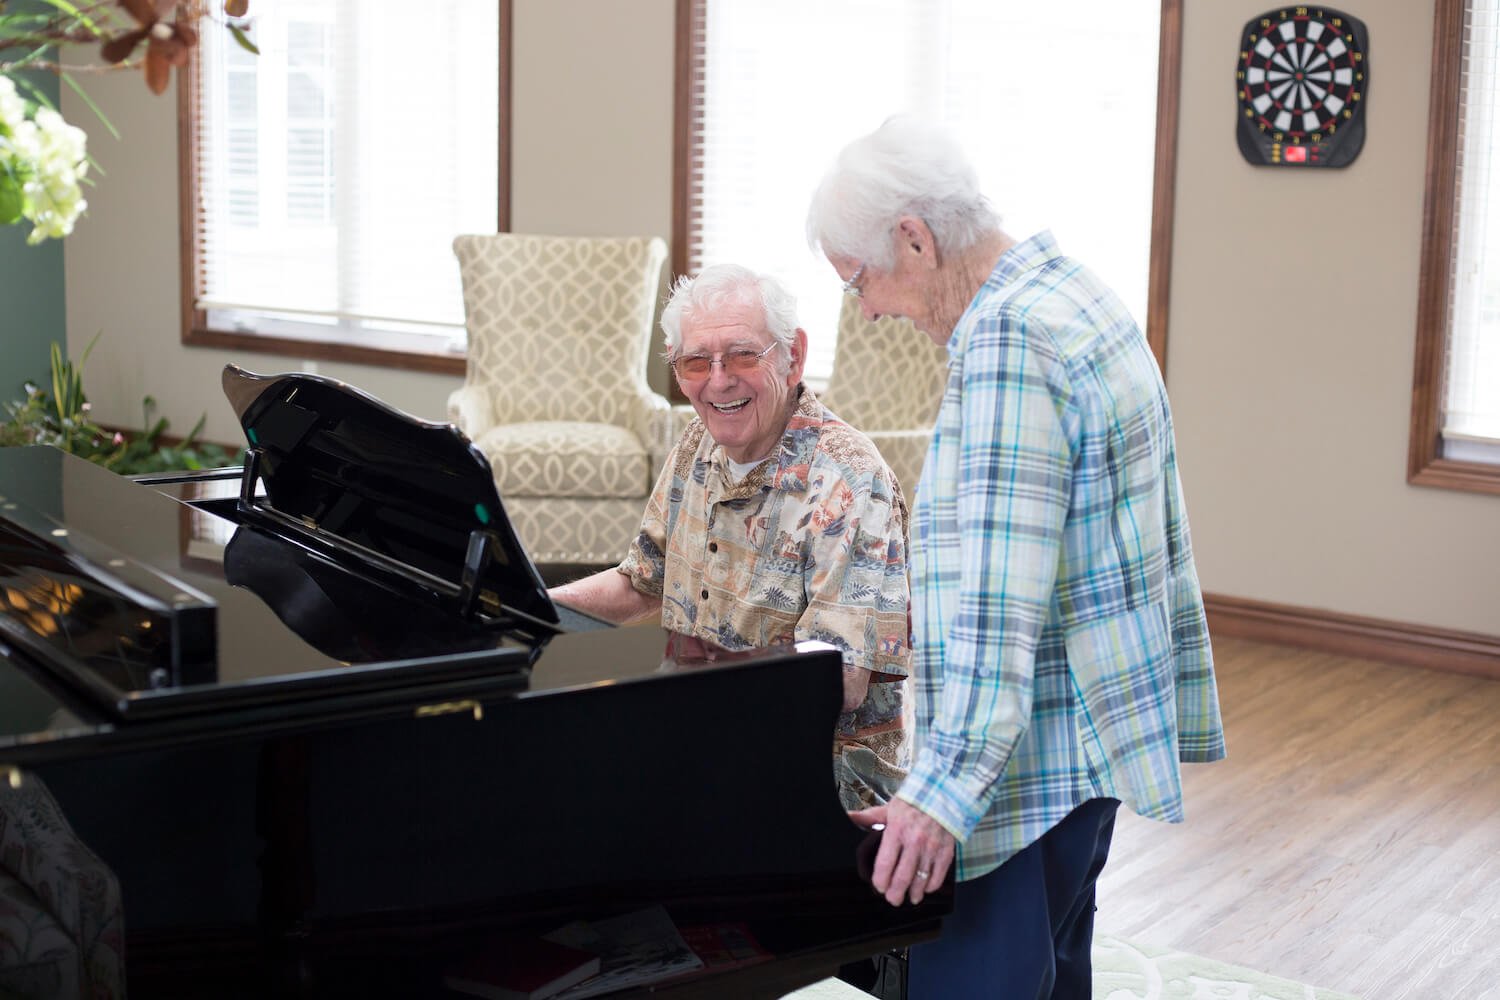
[183,413,207,444]
[228,23,259,56]
[11,74,58,113]
[58,72,119,139]
[32,0,105,36]
[0,173,23,226]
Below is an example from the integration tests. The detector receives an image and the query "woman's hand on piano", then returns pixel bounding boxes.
[849,799,955,907]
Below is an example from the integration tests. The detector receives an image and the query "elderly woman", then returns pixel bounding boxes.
[806,115,1224,997]
[550,263,912,810]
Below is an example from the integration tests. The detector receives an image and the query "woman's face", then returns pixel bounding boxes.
[827,249,950,347]
[827,216,981,347]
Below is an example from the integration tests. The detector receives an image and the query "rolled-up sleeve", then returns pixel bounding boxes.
[797,461,911,679]
[617,441,679,598]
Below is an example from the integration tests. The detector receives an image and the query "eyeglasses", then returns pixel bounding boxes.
[671,342,777,381]
[841,262,867,299]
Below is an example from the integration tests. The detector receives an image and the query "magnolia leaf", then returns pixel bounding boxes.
[100,29,145,65]
[118,0,157,28]
[144,47,171,94]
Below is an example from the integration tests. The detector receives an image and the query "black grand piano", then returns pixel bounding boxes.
[0,365,947,998]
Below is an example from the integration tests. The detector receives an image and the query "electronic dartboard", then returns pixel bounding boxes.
[1236,7,1370,168]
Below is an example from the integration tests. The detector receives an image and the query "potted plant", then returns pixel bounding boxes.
[1,335,242,474]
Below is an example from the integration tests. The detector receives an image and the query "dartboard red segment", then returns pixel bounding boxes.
[1236,6,1370,168]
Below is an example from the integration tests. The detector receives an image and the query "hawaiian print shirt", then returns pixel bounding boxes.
[619,386,912,806]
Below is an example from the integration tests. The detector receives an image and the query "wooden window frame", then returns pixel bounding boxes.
[176,0,514,377]
[1409,0,1500,496]
[671,0,1184,376]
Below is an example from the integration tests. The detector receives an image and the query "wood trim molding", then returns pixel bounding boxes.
[1146,0,1181,376]
[183,327,464,376]
[496,0,513,233]
[1203,592,1500,680]
[1408,0,1500,497]
[670,0,701,286]
[667,0,701,403]
[178,54,203,361]
[175,4,514,372]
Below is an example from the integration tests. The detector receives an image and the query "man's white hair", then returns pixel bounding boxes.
[660,263,799,363]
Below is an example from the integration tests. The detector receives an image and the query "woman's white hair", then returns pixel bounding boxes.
[659,263,799,363]
[806,114,1002,270]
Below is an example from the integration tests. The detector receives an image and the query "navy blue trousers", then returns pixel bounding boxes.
[907,797,1121,999]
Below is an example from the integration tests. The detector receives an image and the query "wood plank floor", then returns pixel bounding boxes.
[1095,635,1500,999]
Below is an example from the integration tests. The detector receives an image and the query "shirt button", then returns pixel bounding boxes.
[977,666,993,678]
[708,542,718,552]
[701,589,709,600]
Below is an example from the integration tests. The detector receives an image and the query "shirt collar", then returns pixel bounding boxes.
[706,383,823,499]
[948,229,1060,361]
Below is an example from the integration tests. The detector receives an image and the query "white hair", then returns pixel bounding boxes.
[659,263,799,364]
[806,114,1002,270]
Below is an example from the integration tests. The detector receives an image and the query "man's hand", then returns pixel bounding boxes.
[849,798,956,906]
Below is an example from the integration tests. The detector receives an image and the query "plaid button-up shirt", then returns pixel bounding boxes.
[902,231,1226,881]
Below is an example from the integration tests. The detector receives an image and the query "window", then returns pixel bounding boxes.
[1411,0,1500,492]
[674,0,1182,381]
[180,0,511,374]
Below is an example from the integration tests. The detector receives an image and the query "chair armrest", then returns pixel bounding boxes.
[447,385,496,439]
[643,401,698,483]
[864,428,935,499]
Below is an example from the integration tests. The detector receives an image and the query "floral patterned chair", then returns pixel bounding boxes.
[447,233,674,566]
[0,770,125,999]
[818,296,949,499]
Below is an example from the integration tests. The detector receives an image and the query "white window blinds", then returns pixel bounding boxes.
[688,0,1162,380]
[191,0,499,348]
[1445,0,1500,451]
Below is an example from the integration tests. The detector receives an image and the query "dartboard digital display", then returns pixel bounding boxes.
[1236,7,1370,168]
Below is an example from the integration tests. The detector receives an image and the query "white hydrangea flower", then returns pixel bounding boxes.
[0,76,26,134]
[22,108,89,243]
[0,91,90,244]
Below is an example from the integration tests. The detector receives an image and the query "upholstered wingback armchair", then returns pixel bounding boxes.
[818,296,949,498]
[0,771,125,999]
[447,233,673,565]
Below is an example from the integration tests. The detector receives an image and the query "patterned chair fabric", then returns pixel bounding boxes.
[818,296,949,496]
[0,772,125,999]
[448,233,673,564]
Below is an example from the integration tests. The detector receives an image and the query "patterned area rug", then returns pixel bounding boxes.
[1094,935,1361,1000]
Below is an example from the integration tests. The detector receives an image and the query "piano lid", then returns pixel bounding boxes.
[0,446,539,723]
[222,364,558,627]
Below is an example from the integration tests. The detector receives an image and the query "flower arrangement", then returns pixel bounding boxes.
[0,73,88,242]
[0,0,253,243]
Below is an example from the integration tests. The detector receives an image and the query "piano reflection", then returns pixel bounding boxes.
[0,365,948,998]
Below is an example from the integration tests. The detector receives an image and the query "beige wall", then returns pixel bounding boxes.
[63,0,1499,636]
[1168,0,1498,635]
[62,0,677,444]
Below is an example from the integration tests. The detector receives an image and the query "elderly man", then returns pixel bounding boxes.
[805,115,1226,997]
[549,263,911,810]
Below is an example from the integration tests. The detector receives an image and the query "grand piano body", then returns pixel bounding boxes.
[0,366,948,997]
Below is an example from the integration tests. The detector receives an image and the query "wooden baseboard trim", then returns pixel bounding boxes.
[1203,593,1500,681]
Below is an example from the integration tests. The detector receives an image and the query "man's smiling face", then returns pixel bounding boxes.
[674,296,805,465]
